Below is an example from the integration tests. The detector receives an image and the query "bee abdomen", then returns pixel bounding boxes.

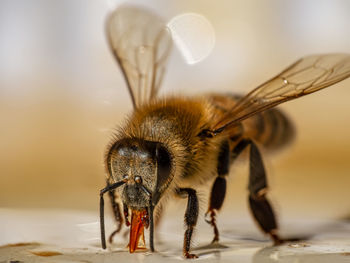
[207,93,295,151]
[248,108,295,151]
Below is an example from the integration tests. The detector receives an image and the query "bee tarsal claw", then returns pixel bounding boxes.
[184,253,199,259]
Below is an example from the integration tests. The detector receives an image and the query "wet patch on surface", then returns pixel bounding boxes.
[29,250,63,257]
[0,242,40,248]
[0,240,349,263]
[288,242,310,248]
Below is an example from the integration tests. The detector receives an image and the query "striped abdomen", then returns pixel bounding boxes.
[208,93,295,151]
[243,108,295,151]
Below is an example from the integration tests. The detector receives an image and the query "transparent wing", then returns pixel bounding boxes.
[212,54,350,133]
[106,6,172,108]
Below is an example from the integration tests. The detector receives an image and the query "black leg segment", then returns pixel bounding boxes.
[107,183,124,243]
[249,195,277,233]
[100,180,125,249]
[206,176,226,242]
[178,188,199,259]
[248,142,267,195]
[248,140,282,245]
[209,177,227,211]
[207,138,282,245]
[217,140,230,175]
[206,141,231,242]
[231,138,250,161]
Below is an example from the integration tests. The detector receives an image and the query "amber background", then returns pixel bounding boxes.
[1,0,349,221]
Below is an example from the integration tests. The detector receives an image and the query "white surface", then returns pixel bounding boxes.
[1,208,350,262]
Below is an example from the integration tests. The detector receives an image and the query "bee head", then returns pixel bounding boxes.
[106,138,173,209]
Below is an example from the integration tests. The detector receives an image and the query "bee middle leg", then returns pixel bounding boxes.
[177,188,199,259]
[205,140,230,243]
[206,139,283,245]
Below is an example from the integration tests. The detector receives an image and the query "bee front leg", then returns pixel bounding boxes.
[248,141,283,245]
[177,188,199,259]
[106,180,124,244]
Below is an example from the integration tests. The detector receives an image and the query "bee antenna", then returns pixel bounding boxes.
[99,181,126,249]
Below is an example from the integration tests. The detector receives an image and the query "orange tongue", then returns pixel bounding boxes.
[129,209,148,253]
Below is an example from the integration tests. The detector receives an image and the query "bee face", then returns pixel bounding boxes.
[107,138,172,209]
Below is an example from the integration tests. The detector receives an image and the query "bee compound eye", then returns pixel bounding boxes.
[134,176,142,184]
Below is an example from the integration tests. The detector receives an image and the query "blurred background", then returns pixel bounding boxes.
[1,0,350,224]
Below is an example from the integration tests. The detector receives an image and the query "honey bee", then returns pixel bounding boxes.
[99,5,350,259]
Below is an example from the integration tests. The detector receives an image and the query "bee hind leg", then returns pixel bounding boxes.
[248,141,283,245]
[177,188,199,259]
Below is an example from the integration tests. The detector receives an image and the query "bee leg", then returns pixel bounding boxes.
[154,202,164,226]
[205,141,230,243]
[100,180,125,249]
[248,141,283,245]
[178,188,199,259]
[107,185,123,244]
